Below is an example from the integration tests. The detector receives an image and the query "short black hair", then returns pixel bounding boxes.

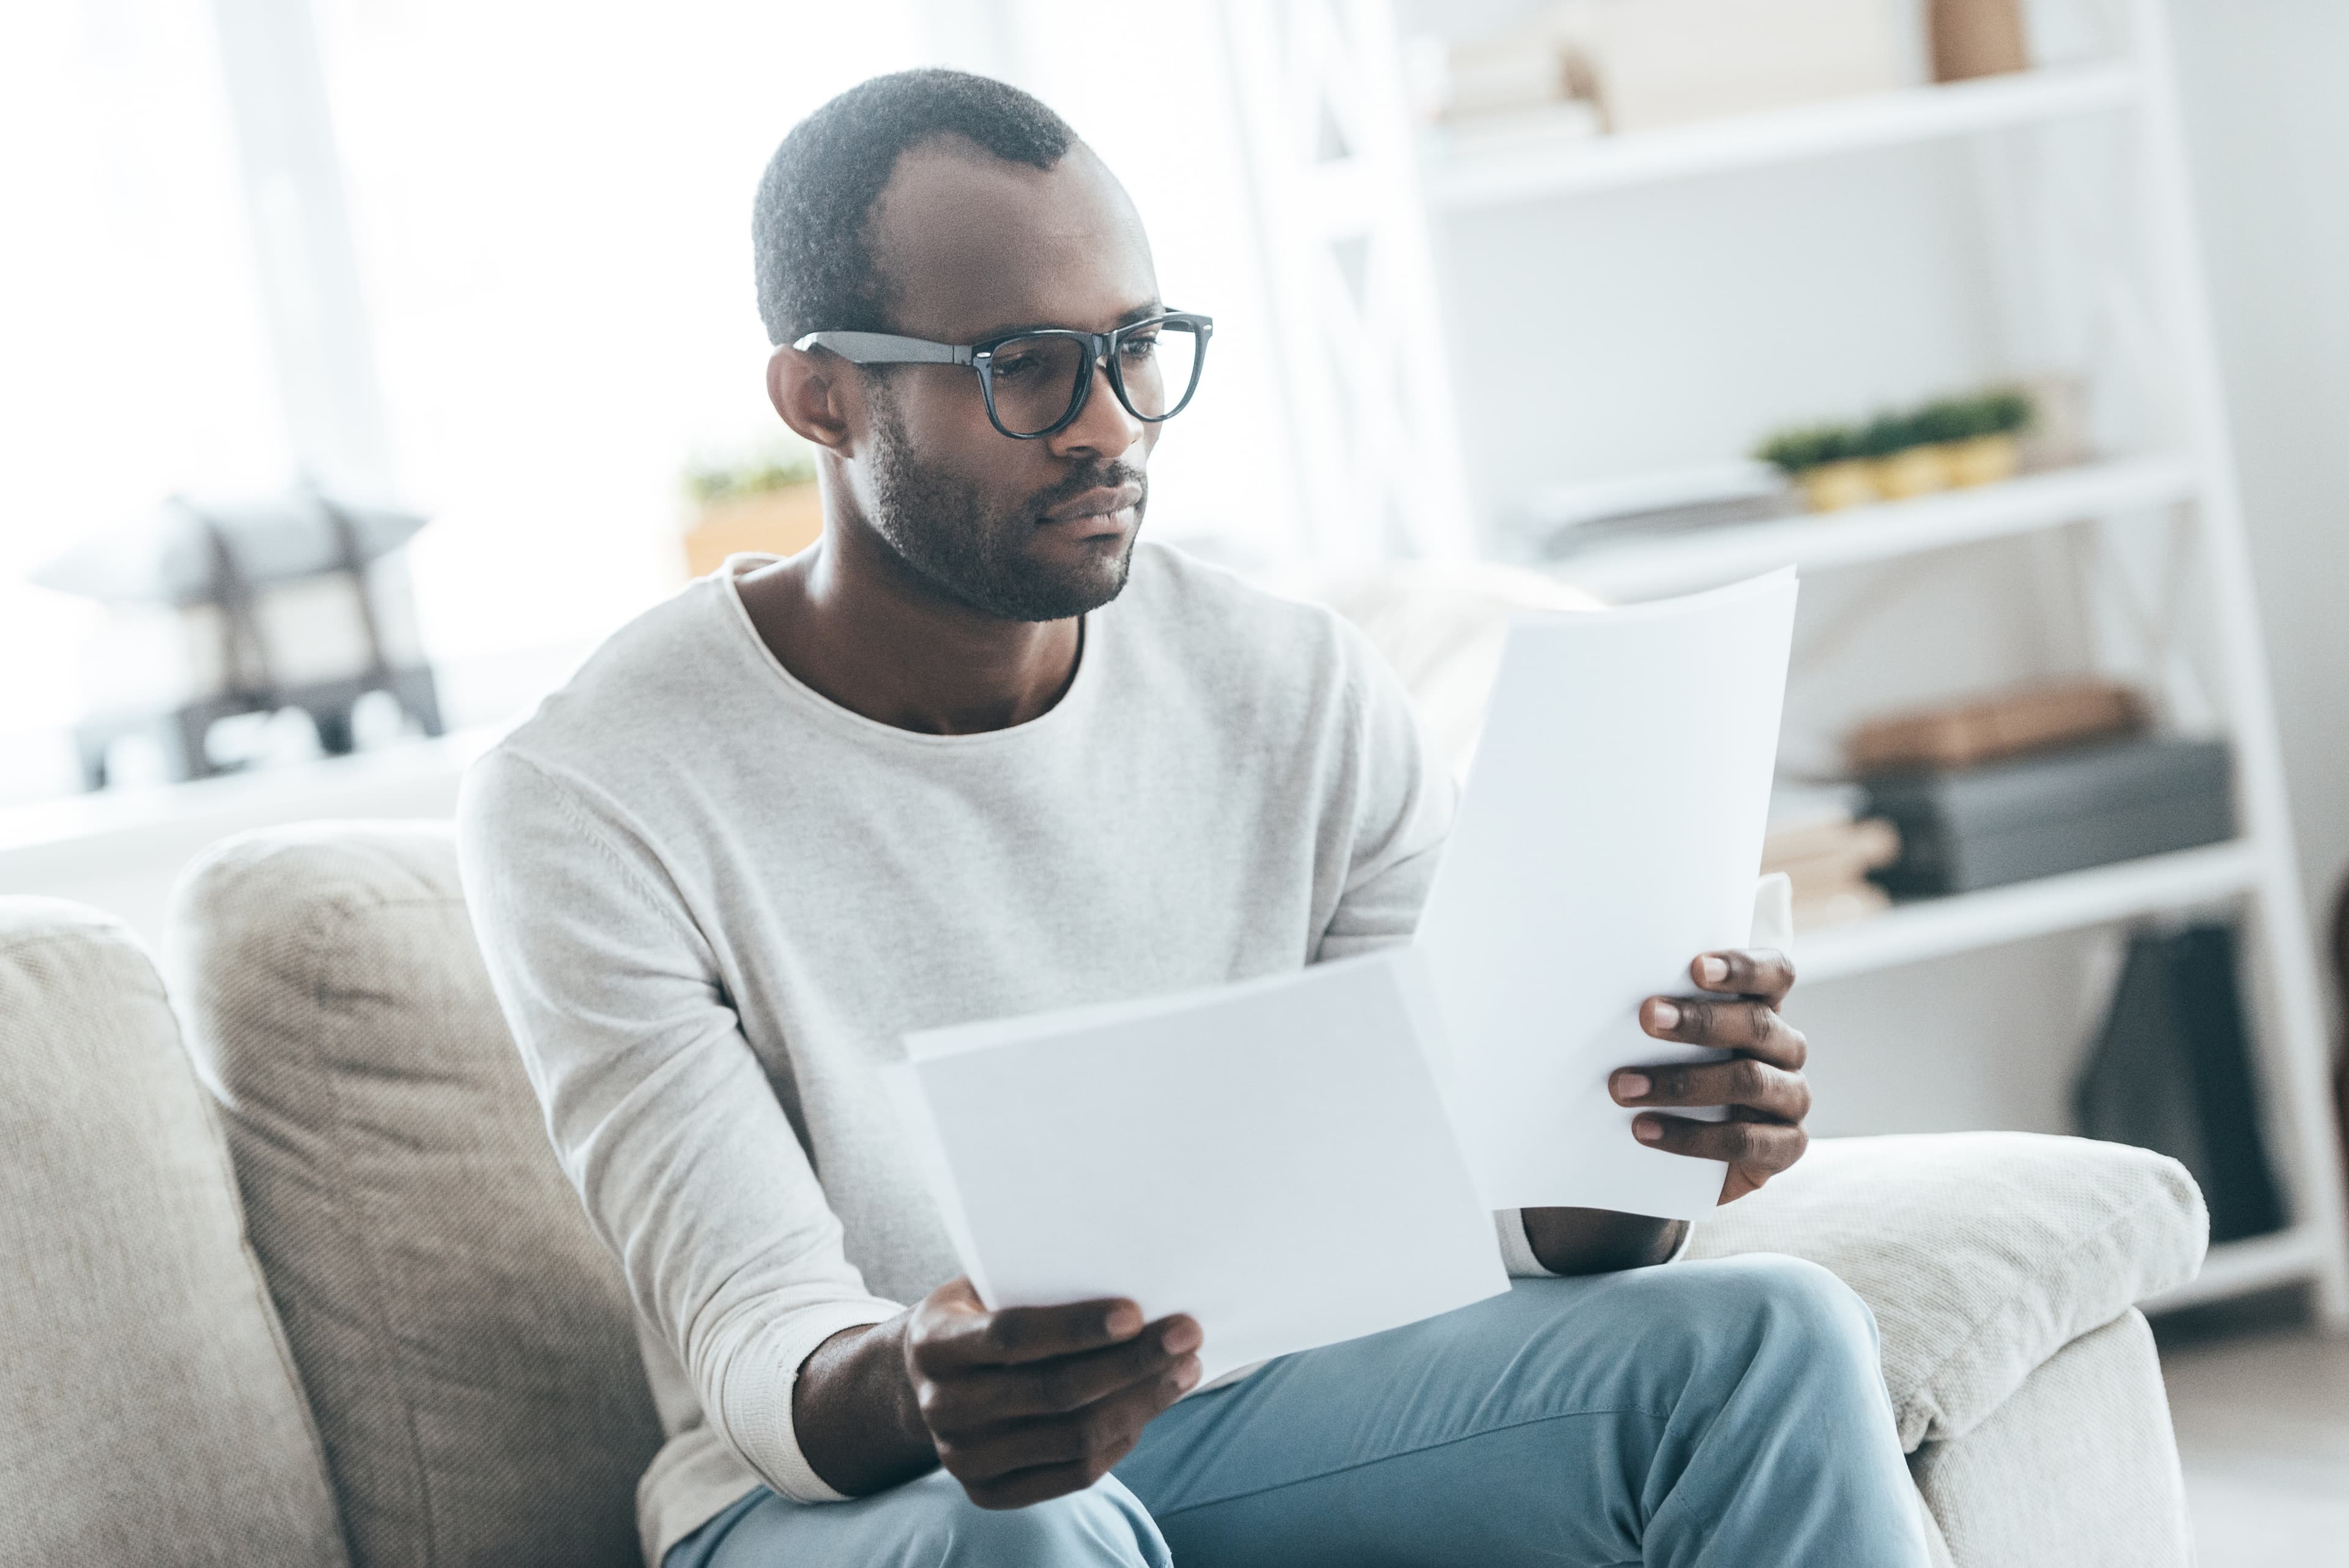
[752,69,1077,347]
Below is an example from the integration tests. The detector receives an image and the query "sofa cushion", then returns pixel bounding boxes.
[1689,1131,2207,1450]
[0,899,350,1568]
[171,823,664,1568]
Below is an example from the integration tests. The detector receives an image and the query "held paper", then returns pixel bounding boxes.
[895,948,1507,1384]
[1415,569,1800,1219]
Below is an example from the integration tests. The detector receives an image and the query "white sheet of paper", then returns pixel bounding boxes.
[1415,569,1800,1219]
[896,949,1508,1383]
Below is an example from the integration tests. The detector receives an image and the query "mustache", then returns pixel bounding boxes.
[1029,461,1148,515]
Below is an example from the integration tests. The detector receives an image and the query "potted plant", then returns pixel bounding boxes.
[1941,388,2031,486]
[680,442,822,577]
[1759,423,1879,511]
[1865,408,1951,500]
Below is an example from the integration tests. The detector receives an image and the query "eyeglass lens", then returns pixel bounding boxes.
[985,321,1204,437]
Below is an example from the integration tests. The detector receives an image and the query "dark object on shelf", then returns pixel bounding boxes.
[1847,679,2147,775]
[1928,0,2029,83]
[2074,923,2284,1244]
[37,489,442,789]
[2332,872,2349,1213]
[1861,735,2233,896]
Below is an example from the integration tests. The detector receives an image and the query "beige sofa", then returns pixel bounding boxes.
[1,823,2206,1567]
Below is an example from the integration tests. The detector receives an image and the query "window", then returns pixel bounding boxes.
[0,1,292,794]
[311,0,928,664]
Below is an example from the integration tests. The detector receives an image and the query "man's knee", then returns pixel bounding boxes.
[1693,1254,1883,1391]
[910,1474,1165,1568]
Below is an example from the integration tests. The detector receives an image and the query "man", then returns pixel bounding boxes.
[459,68,1930,1568]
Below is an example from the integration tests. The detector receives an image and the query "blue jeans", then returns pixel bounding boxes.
[666,1256,1932,1567]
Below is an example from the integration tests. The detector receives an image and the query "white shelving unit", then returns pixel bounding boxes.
[1797,840,2258,985]
[1550,455,2198,601]
[1225,0,2349,1321]
[1434,59,2140,208]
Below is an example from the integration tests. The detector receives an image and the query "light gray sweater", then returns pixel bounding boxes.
[457,543,1558,1564]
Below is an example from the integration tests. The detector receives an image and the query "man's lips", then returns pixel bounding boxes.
[1041,485,1143,527]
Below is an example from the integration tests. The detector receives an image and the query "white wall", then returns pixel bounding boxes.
[2167,0,2349,964]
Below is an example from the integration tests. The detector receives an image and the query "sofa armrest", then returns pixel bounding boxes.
[1687,1132,2206,1450]
[1909,1308,2192,1568]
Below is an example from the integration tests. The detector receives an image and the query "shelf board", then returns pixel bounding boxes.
[2140,1227,2329,1314]
[1795,841,2260,985]
[1542,455,2199,603]
[1436,62,2140,210]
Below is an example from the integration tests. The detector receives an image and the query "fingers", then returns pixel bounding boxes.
[1631,1110,1808,1173]
[935,1362,1198,1500]
[1611,1057,1811,1122]
[913,1292,1146,1374]
[1639,996,1807,1068]
[906,1284,1206,1512]
[1690,948,1797,1006]
[959,1458,1113,1512]
[919,1317,1201,1428]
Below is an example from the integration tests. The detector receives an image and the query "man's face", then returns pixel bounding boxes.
[844,138,1164,622]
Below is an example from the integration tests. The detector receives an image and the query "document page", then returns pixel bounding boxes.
[893,948,1508,1383]
[1415,570,1799,1219]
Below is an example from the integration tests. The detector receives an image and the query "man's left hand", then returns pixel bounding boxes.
[1611,948,1810,1205]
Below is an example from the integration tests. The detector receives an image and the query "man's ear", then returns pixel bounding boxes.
[769,346,857,454]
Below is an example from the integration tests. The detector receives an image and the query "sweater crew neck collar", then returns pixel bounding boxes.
[715,557,1110,749]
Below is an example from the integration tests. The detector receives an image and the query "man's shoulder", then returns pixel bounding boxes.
[478,574,748,798]
[1119,541,1369,685]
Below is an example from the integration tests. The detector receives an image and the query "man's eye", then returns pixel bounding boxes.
[992,354,1043,379]
[1119,335,1159,360]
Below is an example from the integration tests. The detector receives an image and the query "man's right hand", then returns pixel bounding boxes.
[792,1276,1202,1507]
[905,1278,1203,1509]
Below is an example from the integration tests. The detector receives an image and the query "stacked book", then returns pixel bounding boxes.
[1847,680,2229,897]
[1762,786,1901,931]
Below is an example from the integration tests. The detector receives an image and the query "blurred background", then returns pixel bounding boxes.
[3,1,2346,1553]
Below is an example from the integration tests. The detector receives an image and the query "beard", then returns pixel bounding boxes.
[863,388,1145,622]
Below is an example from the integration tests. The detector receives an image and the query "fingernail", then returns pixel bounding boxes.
[1635,1118,1664,1143]
[1162,1320,1201,1355]
[1175,1358,1203,1392]
[1106,1306,1142,1337]
[1699,956,1730,986]
[1616,1072,1650,1101]
[1650,1001,1680,1031]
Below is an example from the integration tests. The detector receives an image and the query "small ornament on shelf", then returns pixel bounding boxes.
[34,486,442,790]
[1928,0,2032,84]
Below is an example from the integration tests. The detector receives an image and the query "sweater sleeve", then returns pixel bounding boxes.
[457,748,898,1506]
[1312,615,1457,966]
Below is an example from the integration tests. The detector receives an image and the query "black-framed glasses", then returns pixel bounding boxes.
[793,312,1213,440]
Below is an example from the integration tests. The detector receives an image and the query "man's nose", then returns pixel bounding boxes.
[1047,354,1145,459]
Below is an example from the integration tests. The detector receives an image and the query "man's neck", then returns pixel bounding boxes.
[734,520,1082,737]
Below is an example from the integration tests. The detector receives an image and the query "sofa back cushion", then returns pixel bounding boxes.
[172,823,664,1568]
[1,899,351,1568]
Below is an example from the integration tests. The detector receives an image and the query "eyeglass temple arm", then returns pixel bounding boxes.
[791,331,973,366]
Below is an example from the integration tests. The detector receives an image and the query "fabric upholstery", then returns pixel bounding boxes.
[1915,1487,1958,1568]
[1689,1131,2207,1449]
[170,823,664,1568]
[0,898,350,1568]
[1910,1309,2192,1567]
